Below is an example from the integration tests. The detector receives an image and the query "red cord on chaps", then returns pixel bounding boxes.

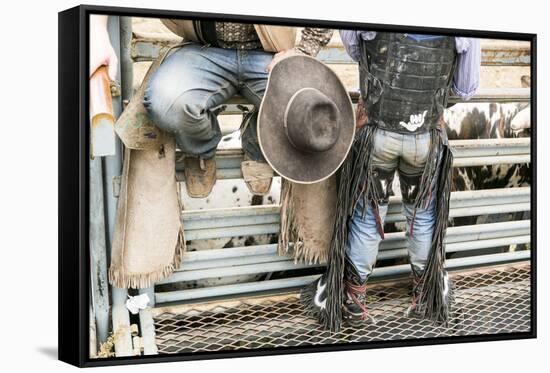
[344,281,369,319]
[372,201,385,239]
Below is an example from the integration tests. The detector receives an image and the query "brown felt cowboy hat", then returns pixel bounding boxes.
[258,55,355,184]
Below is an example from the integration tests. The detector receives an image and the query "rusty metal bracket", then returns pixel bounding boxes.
[110,80,122,97]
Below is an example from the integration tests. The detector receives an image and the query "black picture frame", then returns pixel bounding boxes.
[58,4,537,368]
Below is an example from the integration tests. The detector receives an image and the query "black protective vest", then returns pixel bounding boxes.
[359,33,457,133]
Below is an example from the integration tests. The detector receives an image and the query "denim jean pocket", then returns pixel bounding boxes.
[408,132,432,167]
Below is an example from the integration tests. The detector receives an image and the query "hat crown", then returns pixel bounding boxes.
[284,88,341,153]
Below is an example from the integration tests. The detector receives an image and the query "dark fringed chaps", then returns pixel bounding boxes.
[302,125,454,332]
[415,129,454,325]
[301,125,377,332]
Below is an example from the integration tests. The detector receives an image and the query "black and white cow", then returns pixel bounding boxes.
[441,77,531,255]
[167,130,282,291]
[446,76,531,193]
[445,101,530,194]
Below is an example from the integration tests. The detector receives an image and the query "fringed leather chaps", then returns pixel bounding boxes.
[302,125,454,332]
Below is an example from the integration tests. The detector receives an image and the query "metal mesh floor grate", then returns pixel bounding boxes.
[153,263,531,354]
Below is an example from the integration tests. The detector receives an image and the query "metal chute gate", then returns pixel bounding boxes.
[89,17,532,357]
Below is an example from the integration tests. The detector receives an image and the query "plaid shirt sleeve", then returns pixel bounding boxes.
[295,28,334,56]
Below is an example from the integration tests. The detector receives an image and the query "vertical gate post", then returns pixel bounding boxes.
[119,16,134,106]
[105,15,133,357]
[89,156,109,348]
[120,15,159,355]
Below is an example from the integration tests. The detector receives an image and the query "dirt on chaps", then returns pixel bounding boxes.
[109,139,185,289]
[279,177,337,264]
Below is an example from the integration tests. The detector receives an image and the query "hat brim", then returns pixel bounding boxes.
[258,55,355,184]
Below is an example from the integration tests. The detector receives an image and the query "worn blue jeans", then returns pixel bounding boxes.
[346,128,437,281]
[143,43,273,160]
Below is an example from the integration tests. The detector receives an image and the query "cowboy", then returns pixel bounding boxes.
[306,31,481,331]
[91,16,334,286]
[142,20,334,197]
[258,55,356,265]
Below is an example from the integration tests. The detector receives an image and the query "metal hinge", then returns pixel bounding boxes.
[112,175,122,198]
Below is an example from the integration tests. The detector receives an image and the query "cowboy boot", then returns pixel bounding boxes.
[182,155,217,198]
[241,154,274,196]
[405,270,452,319]
[404,274,424,318]
[343,258,376,324]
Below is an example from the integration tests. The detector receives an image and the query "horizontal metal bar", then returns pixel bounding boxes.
[372,250,530,278]
[453,155,530,167]
[183,243,277,262]
[180,139,530,168]
[184,223,279,241]
[181,219,530,261]
[176,220,530,270]
[179,254,291,271]
[188,160,537,181]
[453,148,530,159]
[478,42,531,66]
[378,235,530,260]
[450,138,530,149]
[157,260,324,284]
[443,202,529,221]
[444,235,530,254]
[450,138,530,158]
[445,249,530,268]
[155,274,321,304]
[179,138,530,164]
[177,233,530,270]
[132,33,530,66]
[389,187,530,213]
[451,187,530,204]
[184,212,280,231]
[154,252,530,304]
[184,88,530,117]
[182,204,279,220]
[183,205,530,241]
[181,188,529,239]
[316,41,531,66]
[184,201,531,240]
[180,223,530,272]
[279,87,530,104]
[381,219,530,248]
[176,139,531,181]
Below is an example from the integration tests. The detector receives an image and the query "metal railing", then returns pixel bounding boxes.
[131,31,531,66]
[89,17,532,357]
[154,186,530,304]
[175,138,531,181]
[131,31,531,108]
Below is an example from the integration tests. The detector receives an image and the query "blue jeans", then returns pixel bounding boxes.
[143,43,273,160]
[346,128,437,281]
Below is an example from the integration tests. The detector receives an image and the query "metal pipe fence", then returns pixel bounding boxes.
[176,139,531,181]
[131,32,531,66]
[88,18,532,357]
